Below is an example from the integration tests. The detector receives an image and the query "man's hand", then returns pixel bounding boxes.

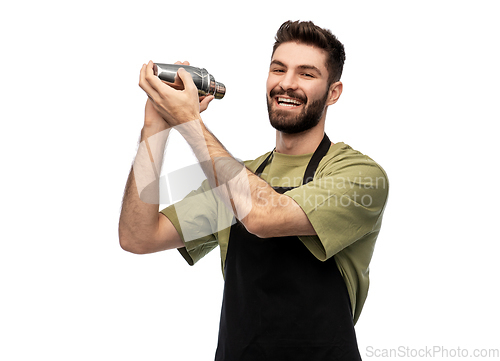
[139,60,214,128]
[165,61,214,113]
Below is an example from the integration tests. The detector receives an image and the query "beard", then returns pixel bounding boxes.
[267,88,329,134]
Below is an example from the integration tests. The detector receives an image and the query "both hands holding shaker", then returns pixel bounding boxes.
[138,60,225,130]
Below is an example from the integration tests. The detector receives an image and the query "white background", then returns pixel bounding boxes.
[1,0,499,360]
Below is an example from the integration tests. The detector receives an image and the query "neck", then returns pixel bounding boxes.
[275,123,327,155]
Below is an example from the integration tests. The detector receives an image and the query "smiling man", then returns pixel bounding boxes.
[119,20,389,361]
[268,46,336,136]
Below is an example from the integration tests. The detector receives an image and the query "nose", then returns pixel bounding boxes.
[279,72,298,91]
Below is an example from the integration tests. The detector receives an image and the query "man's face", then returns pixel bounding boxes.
[266,42,331,134]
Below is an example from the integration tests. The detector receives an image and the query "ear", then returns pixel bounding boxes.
[326,81,343,106]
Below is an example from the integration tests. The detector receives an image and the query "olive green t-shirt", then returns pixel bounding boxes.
[161,142,389,324]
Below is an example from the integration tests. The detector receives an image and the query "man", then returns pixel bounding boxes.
[119,20,388,360]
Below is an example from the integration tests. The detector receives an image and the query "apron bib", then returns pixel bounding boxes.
[215,135,361,361]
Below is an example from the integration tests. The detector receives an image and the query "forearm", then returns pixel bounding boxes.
[177,119,314,237]
[119,126,170,250]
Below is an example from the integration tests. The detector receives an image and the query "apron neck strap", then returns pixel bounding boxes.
[255,133,331,185]
[302,133,331,185]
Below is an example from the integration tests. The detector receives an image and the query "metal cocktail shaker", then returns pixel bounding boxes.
[153,63,226,99]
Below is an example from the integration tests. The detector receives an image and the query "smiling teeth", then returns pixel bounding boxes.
[278,97,302,106]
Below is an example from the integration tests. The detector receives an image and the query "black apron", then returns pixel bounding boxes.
[215,134,361,361]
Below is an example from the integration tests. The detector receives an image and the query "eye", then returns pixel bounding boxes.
[302,73,314,78]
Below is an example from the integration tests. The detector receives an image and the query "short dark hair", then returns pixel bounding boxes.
[272,20,346,85]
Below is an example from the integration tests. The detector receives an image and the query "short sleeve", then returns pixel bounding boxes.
[286,155,389,262]
[160,179,233,266]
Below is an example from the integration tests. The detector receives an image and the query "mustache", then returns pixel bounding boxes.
[269,88,307,104]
